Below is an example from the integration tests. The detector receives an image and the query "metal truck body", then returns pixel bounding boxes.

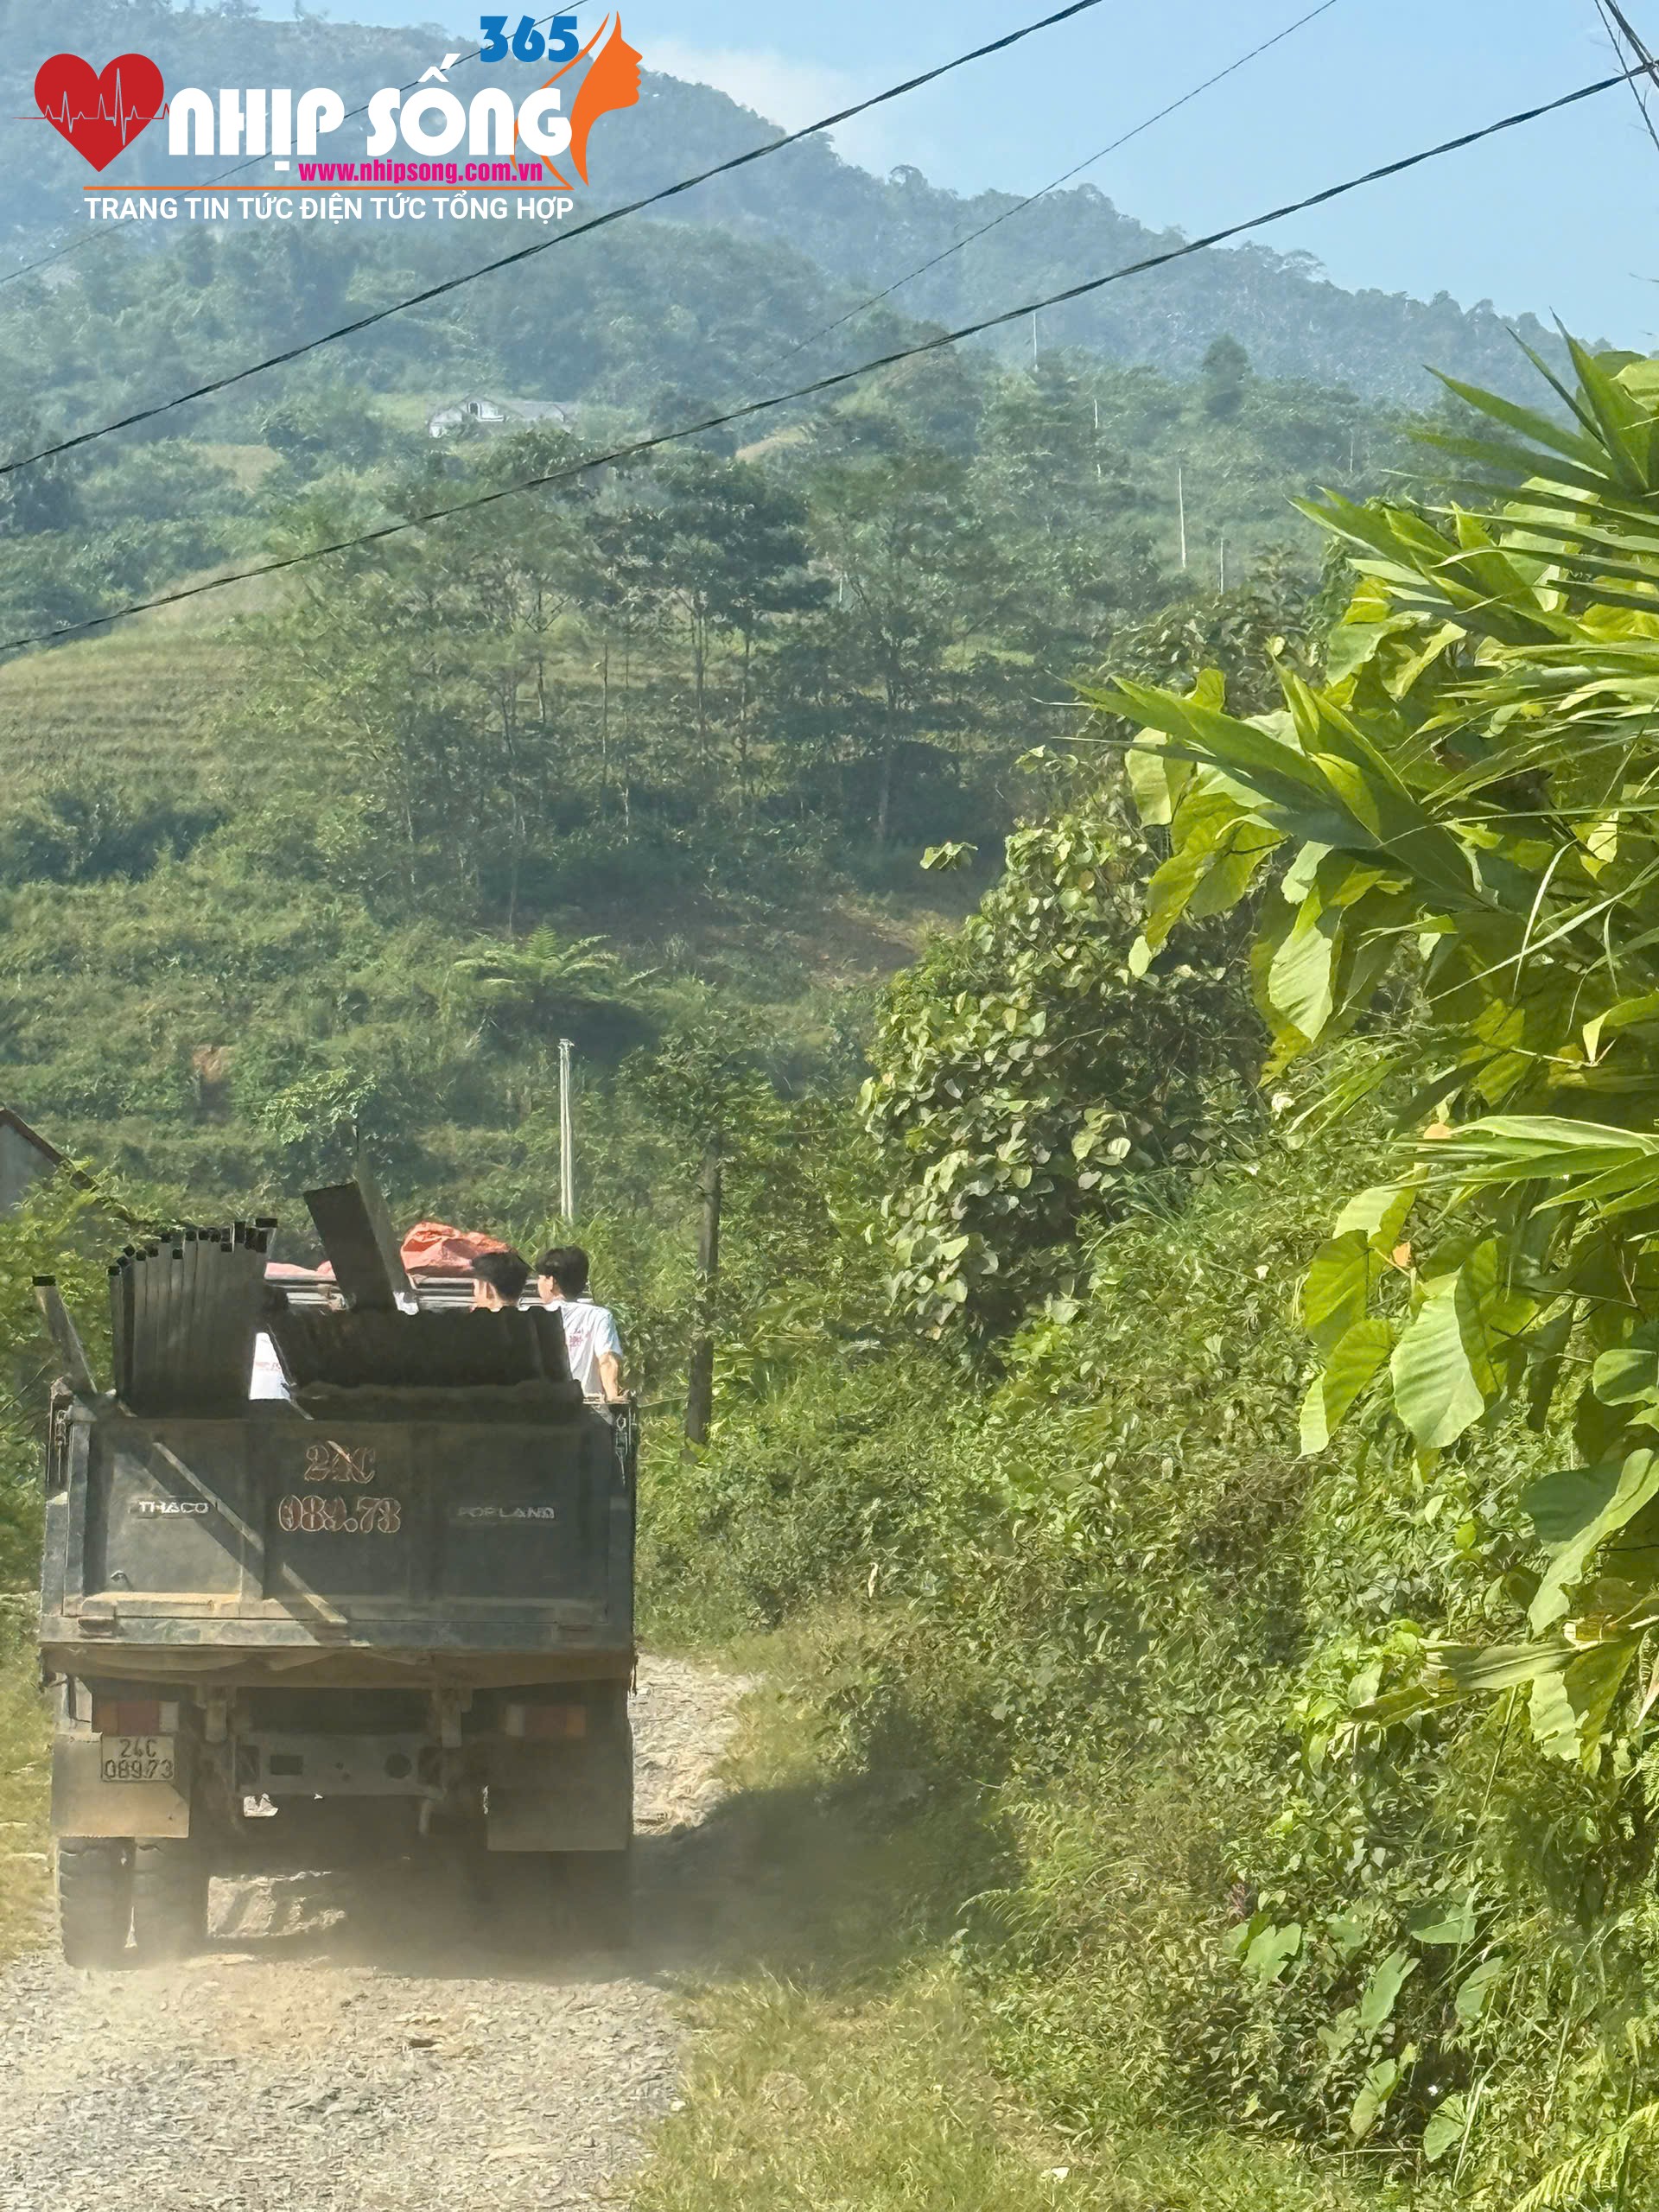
[36,1191,637,1967]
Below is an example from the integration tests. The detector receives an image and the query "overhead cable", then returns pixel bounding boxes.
[0,61,1641,658]
[777,0,1344,365]
[0,0,1111,477]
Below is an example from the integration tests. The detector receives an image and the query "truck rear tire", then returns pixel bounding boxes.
[559,1846,633,1954]
[57,1839,133,1969]
[130,1840,208,1965]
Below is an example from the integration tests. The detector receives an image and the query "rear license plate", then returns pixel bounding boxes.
[100,1734,175,1783]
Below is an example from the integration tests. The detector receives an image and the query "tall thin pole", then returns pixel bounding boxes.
[1177,462,1188,571]
[1218,531,1227,594]
[1031,309,1039,366]
[685,1135,722,1448]
[558,1037,575,1224]
[1093,393,1102,482]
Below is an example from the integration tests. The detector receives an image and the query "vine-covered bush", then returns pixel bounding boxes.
[860,805,1261,1343]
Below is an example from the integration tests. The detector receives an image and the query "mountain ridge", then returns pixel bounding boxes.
[0,0,1586,406]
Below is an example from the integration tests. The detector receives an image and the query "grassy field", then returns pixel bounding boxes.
[0,1611,50,1961]
[0,626,248,803]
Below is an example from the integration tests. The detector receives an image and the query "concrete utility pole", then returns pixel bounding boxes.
[558,1037,575,1224]
[1031,309,1039,365]
[1219,532,1227,594]
[685,1136,722,1448]
[1177,462,1188,571]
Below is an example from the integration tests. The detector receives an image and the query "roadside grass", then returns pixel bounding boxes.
[0,1609,50,1961]
[633,1623,1410,2212]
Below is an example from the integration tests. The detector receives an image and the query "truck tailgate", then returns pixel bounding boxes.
[41,1404,634,1663]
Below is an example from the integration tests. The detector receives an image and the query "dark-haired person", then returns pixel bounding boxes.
[536,1244,623,1401]
[473,1248,531,1310]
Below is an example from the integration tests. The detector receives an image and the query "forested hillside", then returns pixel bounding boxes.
[0,0,1577,404]
[0,324,1405,1226]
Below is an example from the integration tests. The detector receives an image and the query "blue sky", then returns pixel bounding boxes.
[267,0,1658,343]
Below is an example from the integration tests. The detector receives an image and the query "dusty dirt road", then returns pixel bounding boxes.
[0,1656,746,2212]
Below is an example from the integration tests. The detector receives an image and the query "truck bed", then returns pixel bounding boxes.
[39,1396,637,1688]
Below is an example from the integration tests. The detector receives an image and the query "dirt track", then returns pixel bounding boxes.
[0,1656,745,2212]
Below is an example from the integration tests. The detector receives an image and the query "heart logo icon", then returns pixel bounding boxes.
[35,53,164,173]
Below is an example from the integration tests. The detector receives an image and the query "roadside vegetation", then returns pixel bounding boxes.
[0,1607,49,1960]
[635,346,1659,2210]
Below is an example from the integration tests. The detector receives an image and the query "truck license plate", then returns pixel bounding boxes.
[100,1735,175,1783]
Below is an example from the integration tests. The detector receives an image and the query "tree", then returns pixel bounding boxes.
[808,444,988,842]
[1200,335,1252,419]
[637,454,823,794]
[1103,340,1659,1770]
[862,807,1259,1343]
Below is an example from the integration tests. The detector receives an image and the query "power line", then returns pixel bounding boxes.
[777,0,1343,366]
[0,226,118,291]
[0,60,1639,660]
[1593,0,1659,159]
[0,3,603,292]
[0,0,1112,479]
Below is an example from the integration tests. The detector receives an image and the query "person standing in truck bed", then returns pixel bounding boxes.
[536,1245,624,1401]
[473,1248,531,1309]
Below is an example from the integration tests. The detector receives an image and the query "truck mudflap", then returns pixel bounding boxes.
[485,1696,632,1853]
[52,1731,192,1840]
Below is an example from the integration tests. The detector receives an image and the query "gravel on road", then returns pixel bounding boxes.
[0,1655,747,2212]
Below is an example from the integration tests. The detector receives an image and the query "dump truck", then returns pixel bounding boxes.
[35,1178,637,1969]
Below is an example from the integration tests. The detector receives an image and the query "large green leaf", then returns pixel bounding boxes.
[1299,1234,1373,1358]
[1522,1449,1659,1630]
[1591,1328,1659,1407]
[1529,1641,1638,1763]
[1243,1920,1302,1985]
[1391,1278,1485,1450]
[1300,1317,1392,1455]
[1332,1184,1415,1252]
[1357,1948,1416,2032]
[1350,2059,1403,2141]
[1267,889,1340,1042]
[1453,1956,1506,2024]
[1422,2094,1469,2164]
[1407,1895,1477,1947]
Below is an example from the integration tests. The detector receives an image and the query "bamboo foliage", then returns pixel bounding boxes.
[1096,339,1659,1766]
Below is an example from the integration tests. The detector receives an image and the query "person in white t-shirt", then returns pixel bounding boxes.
[536,1245,624,1401]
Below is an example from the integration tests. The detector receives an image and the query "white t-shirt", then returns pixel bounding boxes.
[544,1296,623,1398]
[249,1331,289,1402]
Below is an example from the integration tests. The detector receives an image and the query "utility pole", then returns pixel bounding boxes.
[685,1135,722,1448]
[1218,532,1227,594]
[558,1037,575,1224]
[1031,309,1039,367]
[1177,462,1188,572]
[1093,392,1102,482]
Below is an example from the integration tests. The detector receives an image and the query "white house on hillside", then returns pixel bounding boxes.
[427,396,578,438]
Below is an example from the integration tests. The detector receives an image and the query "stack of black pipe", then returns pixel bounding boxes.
[111,1220,275,1415]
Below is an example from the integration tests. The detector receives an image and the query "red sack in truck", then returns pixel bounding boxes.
[279,1221,512,1281]
[396,1221,513,1277]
